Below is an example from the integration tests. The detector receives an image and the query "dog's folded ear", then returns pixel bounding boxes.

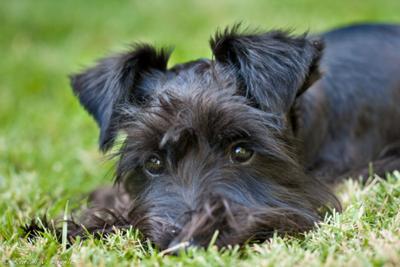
[70,45,171,152]
[210,25,323,114]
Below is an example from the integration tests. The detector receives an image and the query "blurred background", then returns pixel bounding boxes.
[0,0,399,217]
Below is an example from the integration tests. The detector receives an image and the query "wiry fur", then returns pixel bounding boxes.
[24,23,400,251]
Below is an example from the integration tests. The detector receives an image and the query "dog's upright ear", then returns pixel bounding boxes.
[70,44,171,152]
[210,25,323,114]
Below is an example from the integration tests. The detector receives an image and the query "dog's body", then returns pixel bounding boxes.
[27,24,400,250]
[296,24,400,182]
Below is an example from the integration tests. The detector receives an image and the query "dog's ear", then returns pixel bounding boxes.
[70,44,171,152]
[210,25,322,114]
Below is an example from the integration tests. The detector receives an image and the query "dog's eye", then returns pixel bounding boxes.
[230,143,254,163]
[144,155,165,175]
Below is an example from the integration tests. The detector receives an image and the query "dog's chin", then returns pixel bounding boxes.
[135,196,321,251]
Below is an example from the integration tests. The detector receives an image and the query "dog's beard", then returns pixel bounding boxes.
[117,170,336,250]
[71,192,322,250]
[163,196,320,249]
[52,177,332,251]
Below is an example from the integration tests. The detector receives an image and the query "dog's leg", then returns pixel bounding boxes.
[342,142,400,181]
[22,186,132,242]
[65,185,132,238]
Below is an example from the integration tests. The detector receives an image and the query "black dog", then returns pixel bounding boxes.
[27,23,400,250]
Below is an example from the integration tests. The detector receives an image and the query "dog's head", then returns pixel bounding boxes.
[70,26,339,250]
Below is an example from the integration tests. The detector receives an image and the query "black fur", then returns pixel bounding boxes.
[210,24,322,113]
[24,23,400,251]
[70,45,171,151]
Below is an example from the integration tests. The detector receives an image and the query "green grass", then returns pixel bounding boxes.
[0,0,399,266]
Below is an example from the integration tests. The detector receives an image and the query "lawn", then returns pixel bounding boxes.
[0,0,399,266]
